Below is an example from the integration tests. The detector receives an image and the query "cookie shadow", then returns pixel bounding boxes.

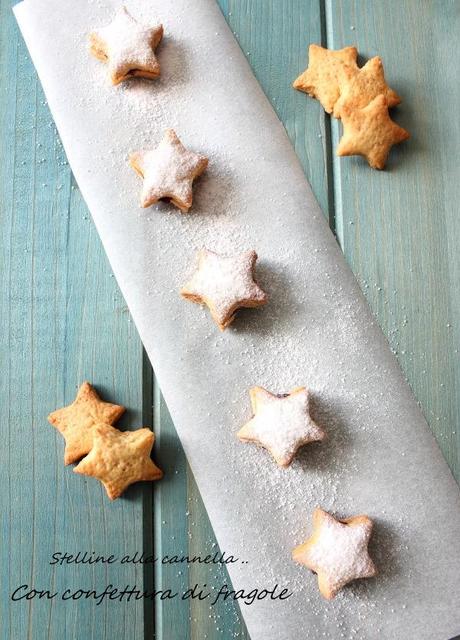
[188,158,235,217]
[293,393,353,474]
[132,154,233,220]
[230,260,302,336]
[120,36,191,97]
[346,517,403,598]
[157,36,191,89]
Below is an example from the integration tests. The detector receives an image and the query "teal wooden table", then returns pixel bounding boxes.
[1,1,459,638]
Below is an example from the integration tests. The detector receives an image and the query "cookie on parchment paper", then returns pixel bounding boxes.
[89,6,163,85]
[180,248,268,330]
[129,129,208,212]
[237,386,325,467]
[292,508,377,599]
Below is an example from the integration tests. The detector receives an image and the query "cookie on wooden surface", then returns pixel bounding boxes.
[293,44,358,114]
[292,508,377,599]
[237,386,325,467]
[48,381,125,465]
[89,6,163,85]
[74,424,163,500]
[333,56,401,118]
[337,94,410,169]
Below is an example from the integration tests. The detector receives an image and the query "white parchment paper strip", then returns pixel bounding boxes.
[14,1,460,638]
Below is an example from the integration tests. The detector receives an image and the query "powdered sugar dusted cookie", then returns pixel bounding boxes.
[237,387,325,467]
[129,129,208,212]
[89,6,163,85]
[333,56,401,118]
[337,94,410,169]
[293,44,358,114]
[74,424,163,500]
[181,249,268,330]
[48,381,125,464]
[292,508,377,599]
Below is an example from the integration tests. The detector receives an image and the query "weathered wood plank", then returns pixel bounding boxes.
[325,0,460,482]
[0,2,149,638]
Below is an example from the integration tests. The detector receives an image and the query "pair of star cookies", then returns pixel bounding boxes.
[48,382,162,500]
[294,44,409,169]
[90,10,208,212]
[237,387,376,597]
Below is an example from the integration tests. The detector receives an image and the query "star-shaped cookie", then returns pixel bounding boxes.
[48,381,125,464]
[74,424,163,500]
[333,56,401,118]
[129,129,208,212]
[292,508,377,599]
[89,6,163,85]
[293,44,358,114]
[337,94,410,169]
[237,387,325,467]
[180,249,268,330]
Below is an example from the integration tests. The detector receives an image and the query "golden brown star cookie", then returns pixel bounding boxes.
[74,424,163,500]
[129,129,208,212]
[48,382,125,465]
[292,508,377,599]
[293,44,358,114]
[237,387,325,467]
[89,6,163,85]
[333,56,401,118]
[180,249,268,330]
[337,94,410,169]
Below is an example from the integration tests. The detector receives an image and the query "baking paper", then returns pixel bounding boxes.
[13,1,460,638]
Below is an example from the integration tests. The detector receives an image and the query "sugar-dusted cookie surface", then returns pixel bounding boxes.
[89,6,163,85]
[180,248,268,330]
[292,508,377,599]
[333,56,401,118]
[237,386,325,467]
[48,381,125,464]
[129,129,208,212]
[337,94,410,169]
[293,44,358,114]
[74,424,163,500]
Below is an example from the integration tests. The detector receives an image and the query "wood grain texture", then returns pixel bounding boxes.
[0,1,150,638]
